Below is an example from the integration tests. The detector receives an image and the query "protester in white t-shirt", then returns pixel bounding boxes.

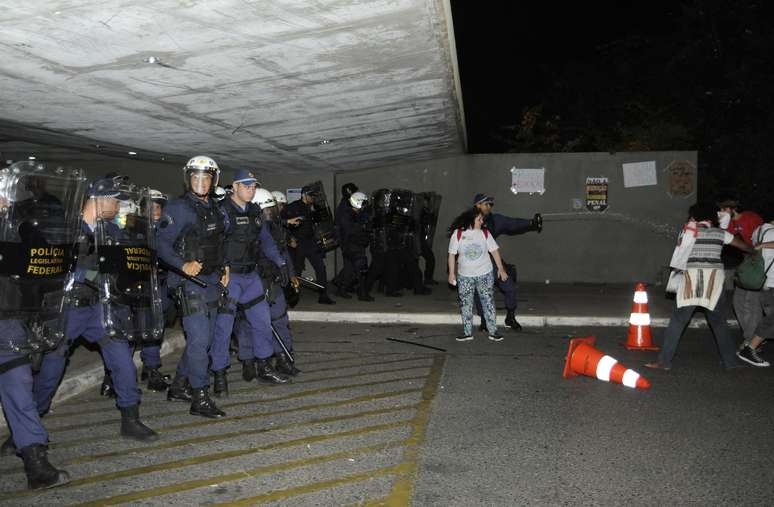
[448,208,508,341]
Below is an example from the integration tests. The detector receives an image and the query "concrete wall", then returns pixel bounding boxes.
[280,152,697,284]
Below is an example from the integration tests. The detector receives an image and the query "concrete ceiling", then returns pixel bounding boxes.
[0,0,466,172]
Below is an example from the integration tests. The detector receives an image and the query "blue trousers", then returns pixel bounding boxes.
[175,274,221,389]
[64,305,141,408]
[237,287,293,360]
[213,272,273,368]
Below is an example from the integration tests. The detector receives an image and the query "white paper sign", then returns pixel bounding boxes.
[622,161,657,188]
[510,167,545,195]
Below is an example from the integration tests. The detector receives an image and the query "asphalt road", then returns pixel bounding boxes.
[1,322,772,505]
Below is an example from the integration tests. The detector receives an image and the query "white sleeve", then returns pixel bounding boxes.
[448,232,459,254]
[722,230,734,245]
[486,233,499,252]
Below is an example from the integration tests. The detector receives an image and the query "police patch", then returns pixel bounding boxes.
[236,217,250,225]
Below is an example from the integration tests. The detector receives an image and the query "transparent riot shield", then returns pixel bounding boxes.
[0,161,87,353]
[387,188,417,250]
[304,180,339,252]
[93,185,164,341]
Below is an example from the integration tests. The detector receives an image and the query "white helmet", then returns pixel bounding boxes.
[252,188,276,209]
[183,155,220,189]
[349,191,368,209]
[271,191,287,204]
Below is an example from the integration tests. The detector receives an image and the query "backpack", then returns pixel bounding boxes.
[735,228,774,290]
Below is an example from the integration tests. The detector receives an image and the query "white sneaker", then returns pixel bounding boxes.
[455,335,474,342]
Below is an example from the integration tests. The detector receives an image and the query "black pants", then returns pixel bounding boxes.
[420,241,435,282]
[337,245,369,291]
[367,250,400,294]
[290,238,328,292]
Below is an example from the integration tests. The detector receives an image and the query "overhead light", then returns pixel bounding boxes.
[143,56,160,64]
[28,156,36,160]
[128,151,137,155]
[319,139,331,145]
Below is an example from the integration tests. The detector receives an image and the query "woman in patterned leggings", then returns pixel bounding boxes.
[448,208,509,341]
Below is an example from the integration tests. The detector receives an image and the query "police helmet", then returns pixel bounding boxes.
[349,191,368,210]
[271,191,287,204]
[252,188,277,209]
[183,155,220,189]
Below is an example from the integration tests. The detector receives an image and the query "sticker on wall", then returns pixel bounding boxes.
[622,161,657,188]
[510,167,545,195]
[665,160,695,197]
[585,177,608,212]
[286,188,302,203]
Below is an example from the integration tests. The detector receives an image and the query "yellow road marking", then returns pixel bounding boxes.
[67,403,419,465]
[211,463,414,507]
[0,420,411,501]
[73,441,409,507]
[42,388,422,453]
[45,375,427,432]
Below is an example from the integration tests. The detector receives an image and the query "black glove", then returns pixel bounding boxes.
[278,264,290,287]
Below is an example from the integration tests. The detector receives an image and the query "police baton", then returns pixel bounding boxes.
[158,258,208,288]
[270,324,294,363]
[298,276,325,292]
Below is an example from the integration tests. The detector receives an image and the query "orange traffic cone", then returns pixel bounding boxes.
[625,282,659,350]
[563,336,651,389]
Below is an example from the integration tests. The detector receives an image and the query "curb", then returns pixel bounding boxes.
[0,329,186,432]
[288,311,737,329]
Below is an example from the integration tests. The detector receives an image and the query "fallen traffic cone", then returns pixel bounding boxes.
[563,336,651,389]
[625,282,659,350]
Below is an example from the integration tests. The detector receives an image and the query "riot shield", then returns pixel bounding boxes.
[303,181,339,252]
[387,188,417,250]
[370,189,391,252]
[0,161,87,353]
[419,192,442,246]
[93,185,164,341]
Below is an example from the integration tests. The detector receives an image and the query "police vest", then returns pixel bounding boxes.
[179,196,226,275]
[223,200,262,271]
[267,220,288,255]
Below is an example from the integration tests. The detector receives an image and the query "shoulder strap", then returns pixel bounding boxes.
[483,228,490,239]
[456,229,462,241]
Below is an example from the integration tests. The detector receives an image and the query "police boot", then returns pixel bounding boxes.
[190,388,226,419]
[318,293,336,305]
[357,277,375,302]
[212,369,229,399]
[100,372,116,398]
[333,280,352,299]
[505,309,522,331]
[275,352,301,377]
[242,359,257,382]
[167,375,192,402]
[119,405,159,442]
[255,359,290,385]
[1,434,16,456]
[530,213,543,233]
[144,368,171,392]
[20,444,70,490]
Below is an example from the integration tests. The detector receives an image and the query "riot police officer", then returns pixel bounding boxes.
[252,189,302,376]
[210,171,290,395]
[335,191,375,301]
[473,193,542,331]
[158,156,229,418]
[283,185,335,304]
[38,175,160,443]
[0,161,83,489]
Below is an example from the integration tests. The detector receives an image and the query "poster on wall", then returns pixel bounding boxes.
[665,160,695,197]
[286,188,302,203]
[510,167,545,195]
[585,177,608,211]
[622,161,657,188]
